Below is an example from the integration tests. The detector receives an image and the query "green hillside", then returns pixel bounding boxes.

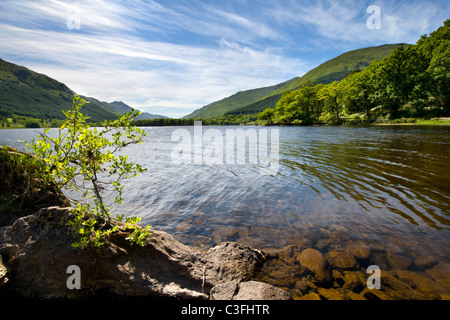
[0,58,166,124]
[258,19,450,125]
[0,58,118,122]
[185,43,408,119]
[182,80,291,119]
[84,98,167,120]
[277,44,408,93]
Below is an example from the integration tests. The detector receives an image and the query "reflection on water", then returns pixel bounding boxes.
[279,126,450,232]
[1,125,450,299]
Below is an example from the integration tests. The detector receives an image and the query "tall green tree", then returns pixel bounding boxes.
[318,81,341,123]
[426,39,450,115]
[272,82,321,124]
[256,19,449,123]
[257,107,275,124]
[348,61,381,118]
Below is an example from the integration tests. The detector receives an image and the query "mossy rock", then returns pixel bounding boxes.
[0,146,69,226]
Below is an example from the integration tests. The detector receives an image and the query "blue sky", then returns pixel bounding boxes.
[0,0,448,118]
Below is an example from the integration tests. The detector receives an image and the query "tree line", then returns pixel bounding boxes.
[133,114,258,127]
[257,20,449,125]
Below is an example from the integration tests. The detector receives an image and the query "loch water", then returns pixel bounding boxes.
[2,125,449,298]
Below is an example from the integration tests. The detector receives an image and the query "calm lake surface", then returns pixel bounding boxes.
[2,125,450,298]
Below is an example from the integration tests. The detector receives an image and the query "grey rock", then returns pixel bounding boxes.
[209,281,239,300]
[210,280,292,300]
[0,206,267,299]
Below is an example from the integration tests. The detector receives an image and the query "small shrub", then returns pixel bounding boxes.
[25,95,151,248]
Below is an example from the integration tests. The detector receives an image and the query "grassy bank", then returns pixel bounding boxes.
[374,118,450,126]
[0,146,68,226]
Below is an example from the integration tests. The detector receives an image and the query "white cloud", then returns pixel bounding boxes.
[0,0,448,118]
[266,0,448,48]
[0,21,306,118]
[0,0,312,118]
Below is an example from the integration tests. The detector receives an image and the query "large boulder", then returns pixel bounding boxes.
[210,280,292,300]
[0,206,268,299]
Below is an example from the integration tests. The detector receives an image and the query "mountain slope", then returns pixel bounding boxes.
[0,58,118,122]
[100,101,167,120]
[184,43,408,119]
[182,80,291,119]
[0,58,166,122]
[286,44,409,88]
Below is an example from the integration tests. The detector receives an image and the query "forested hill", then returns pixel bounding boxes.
[0,59,166,125]
[183,43,407,120]
[257,19,449,125]
[0,58,116,122]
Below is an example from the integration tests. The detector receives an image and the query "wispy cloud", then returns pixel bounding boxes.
[0,0,448,117]
[0,21,305,117]
[268,0,448,47]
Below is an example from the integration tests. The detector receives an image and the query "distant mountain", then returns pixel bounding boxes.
[0,58,166,122]
[84,97,167,120]
[182,80,292,120]
[99,100,133,115]
[183,43,409,119]
[100,101,167,120]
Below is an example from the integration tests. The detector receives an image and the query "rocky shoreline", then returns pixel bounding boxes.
[2,206,449,300]
[0,147,290,300]
[0,206,291,300]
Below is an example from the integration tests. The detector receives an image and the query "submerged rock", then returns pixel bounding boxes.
[413,254,437,269]
[0,206,270,300]
[394,269,448,299]
[296,248,332,284]
[346,244,371,261]
[297,292,321,300]
[377,271,429,300]
[332,269,365,292]
[317,287,346,300]
[426,262,450,288]
[326,251,358,270]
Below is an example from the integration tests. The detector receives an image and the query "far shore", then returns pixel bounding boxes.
[372,118,450,126]
[1,117,450,129]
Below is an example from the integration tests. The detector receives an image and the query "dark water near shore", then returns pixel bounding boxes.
[2,125,450,298]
